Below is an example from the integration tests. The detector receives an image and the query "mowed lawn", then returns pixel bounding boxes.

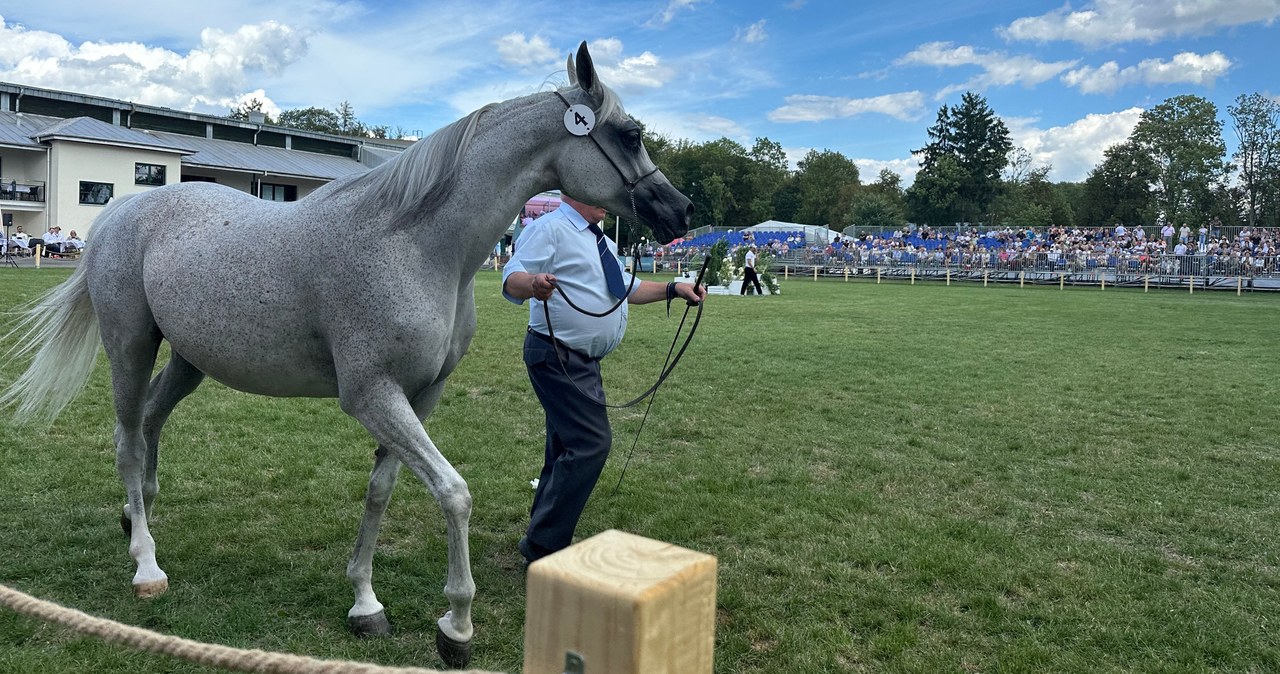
[1,267,1278,674]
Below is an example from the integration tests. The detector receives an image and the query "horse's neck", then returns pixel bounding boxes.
[425,96,560,271]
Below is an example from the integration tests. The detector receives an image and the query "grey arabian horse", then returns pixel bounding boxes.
[1,42,691,667]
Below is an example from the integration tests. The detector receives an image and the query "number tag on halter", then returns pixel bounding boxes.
[563,104,595,136]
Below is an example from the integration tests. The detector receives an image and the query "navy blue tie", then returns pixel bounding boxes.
[588,223,628,299]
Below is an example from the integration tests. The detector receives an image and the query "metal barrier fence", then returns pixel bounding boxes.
[766,254,1280,291]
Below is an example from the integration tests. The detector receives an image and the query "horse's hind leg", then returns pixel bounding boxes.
[346,444,400,637]
[120,353,205,535]
[101,323,169,597]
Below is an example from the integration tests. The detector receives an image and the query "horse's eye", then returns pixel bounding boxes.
[624,129,642,150]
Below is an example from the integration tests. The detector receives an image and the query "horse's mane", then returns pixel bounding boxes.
[332,79,620,227]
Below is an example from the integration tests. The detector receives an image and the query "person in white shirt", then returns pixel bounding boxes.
[741,245,764,295]
[66,230,85,250]
[42,226,67,255]
[502,195,705,565]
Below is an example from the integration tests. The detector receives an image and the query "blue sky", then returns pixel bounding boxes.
[1,1,1277,184]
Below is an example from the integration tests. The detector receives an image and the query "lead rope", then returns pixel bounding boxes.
[540,255,706,409]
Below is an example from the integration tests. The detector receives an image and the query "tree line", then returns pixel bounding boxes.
[234,89,1280,243]
[229,98,411,140]
[641,90,1280,245]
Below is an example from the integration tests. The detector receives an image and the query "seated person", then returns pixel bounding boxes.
[65,230,85,250]
[42,226,66,255]
[11,226,31,255]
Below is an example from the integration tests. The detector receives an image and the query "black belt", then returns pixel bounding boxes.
[527,327,597,361]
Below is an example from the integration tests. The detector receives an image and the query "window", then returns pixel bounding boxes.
[79,181,114,205]
[135,163,166,186]
[259,182,297,202]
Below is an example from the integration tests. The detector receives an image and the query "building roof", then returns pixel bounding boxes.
[32,116,196,153]
[152,130,368,180]
[0,110,57,149]
[1,82,396,181]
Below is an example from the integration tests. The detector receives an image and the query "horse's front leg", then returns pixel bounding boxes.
[341,383,474,668]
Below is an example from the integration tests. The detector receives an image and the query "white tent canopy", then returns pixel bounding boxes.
[745,220,841,243]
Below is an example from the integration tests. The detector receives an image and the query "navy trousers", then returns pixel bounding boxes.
[522,331,612,560]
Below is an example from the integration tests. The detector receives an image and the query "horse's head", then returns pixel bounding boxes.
[551,42,692,245]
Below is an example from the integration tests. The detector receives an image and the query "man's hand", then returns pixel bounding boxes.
[530,273,558,301]
[504,271,558,301]
[676,281,707,305]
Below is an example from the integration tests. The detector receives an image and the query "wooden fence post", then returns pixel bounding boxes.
[524,530,717,674]
[946,268,951,286]
[876,267,881,284]
[1059,274,1064,290]
[983,270,988,287]
[813,266,818,281]
[35,244,43,268]
[844,268,848,282]
[1189,276,1194,294]
[1019,270,1024,288]
[910,267,916,285]
[1237,276,1243,295]
[1144,275,1149,293]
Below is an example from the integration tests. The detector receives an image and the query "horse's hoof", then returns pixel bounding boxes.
[347,610,392,638]
[133,579,168,599]
[436,626,472,668]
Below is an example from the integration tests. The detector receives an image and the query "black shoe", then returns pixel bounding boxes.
[518,536,555,565]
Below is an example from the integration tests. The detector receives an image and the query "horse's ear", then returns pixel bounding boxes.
[574,41,596,93]
[566,51,578,87]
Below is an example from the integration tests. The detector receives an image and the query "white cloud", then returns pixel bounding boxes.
[1062,51,1232,93]
[854,157,921,186]
[896,41,1077,99]
[736,20,767,43]
[1001,0,1280,47]
[1006,107,1145,182]
[0,15,308,113]
[587,38,673,92]
[634,108,749,144]
[782,146,811,171]
[649,0,708,27]
[768,91,927,122]
[495,32,559,69]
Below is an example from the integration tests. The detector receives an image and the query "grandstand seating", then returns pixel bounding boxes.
[672,230,806,249]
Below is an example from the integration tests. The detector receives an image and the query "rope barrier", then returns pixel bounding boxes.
[0,583,504,674]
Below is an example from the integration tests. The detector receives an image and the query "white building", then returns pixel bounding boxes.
[0,82,408,238]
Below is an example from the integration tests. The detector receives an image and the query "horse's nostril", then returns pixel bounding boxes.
[683,203,694,227]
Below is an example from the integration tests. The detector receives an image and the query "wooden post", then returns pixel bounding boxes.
[876,267,881,284]
[524,530,717,674]
[910,267,916,285]
[946,268,951,286]
[1019,270,1024,288]
[1237,276,1242,295]
[1059,274,1064,290]
[813,266,818,281]
[35,244,42,268]
[677,261,682,276]
[1100,274,1105,290]
[844,268,848,282]
[784,266,789,279]
[1144,275,1150,293]
[1189,276,1194,294]
[983,270,988,287]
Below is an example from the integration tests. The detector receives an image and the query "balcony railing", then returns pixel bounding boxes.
[0,178,46,203]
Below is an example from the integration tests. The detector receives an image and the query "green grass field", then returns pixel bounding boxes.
[1,268,1278,673]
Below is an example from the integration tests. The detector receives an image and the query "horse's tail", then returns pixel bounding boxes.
[0,260,101,425]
